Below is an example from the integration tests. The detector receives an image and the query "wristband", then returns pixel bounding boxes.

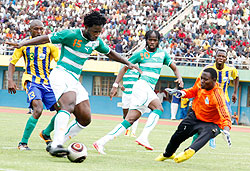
[113,83,119,88]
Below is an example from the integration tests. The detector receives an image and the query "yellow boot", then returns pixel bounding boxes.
[174,148,195,163]
[155,153,176,161]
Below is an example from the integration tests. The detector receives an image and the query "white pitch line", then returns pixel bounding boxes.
[0,168,21,171]
[1,147,17,149]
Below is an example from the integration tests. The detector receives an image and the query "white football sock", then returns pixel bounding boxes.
[97,123,127,145]
[63,120,85,144]
[171,103,179,119]
[51,110,70,148]
[131,119,139,135]
[138,112,159,140]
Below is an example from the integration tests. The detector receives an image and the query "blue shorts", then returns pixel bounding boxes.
[26,82,56,111]
[172,95,180,104]
[225,101,232,114]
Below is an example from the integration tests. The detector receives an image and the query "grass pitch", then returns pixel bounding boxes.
[0,107,250,171]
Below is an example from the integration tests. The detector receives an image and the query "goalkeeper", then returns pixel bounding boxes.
[155,68,232,163]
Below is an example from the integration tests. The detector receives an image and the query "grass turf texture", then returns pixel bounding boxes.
[0,108,250,171]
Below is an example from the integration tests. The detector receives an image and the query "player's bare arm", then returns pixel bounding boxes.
[8,63,18,94]
[232,76,239,103]
[6,35,50,49]
[110,66,128,100]
[169,62,184,88]
[106,50,142,74]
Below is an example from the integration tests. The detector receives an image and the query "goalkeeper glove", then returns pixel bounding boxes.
[165,88,186,98]
[221,127,231,147]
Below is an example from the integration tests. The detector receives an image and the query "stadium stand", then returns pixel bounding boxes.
[0,0,249,69]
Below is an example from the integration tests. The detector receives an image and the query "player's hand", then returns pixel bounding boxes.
[110,87,118,100]
[221,126,231,147]
[8,80,18,94]
[174,78,184,88]
[127,63,142,74]
[232,93,237,104]
[5,41,22,49]
[165,88,186,98]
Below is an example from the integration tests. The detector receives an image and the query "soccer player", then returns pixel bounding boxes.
[111,67,151,139]
[93,30,183,154]
[7,20,59,150]
[114,68,142,137]
[155,68,232,163]
[193,48,239,149]
[7,11,141,157]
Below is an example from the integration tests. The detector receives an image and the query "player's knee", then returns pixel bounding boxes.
[61,103,75,113]
[77,117,91,127]
[32,108,43,119]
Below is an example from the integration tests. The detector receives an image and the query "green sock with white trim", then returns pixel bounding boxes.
[43,113,57,136]
[21,115,38,144]
[98,120,131,145]
[138,109,162,140]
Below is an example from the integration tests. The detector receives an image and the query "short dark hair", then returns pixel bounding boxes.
[145,30,161,47]
[203,68,217,80]
[84,11,107,27]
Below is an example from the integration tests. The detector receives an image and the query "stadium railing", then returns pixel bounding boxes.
[1,47,249,70]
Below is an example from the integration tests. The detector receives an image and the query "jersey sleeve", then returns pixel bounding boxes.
[214,88,232,129]
[48,44,60,62]
[95,38,110,54]
[183,77,200,98]
[48,29,72,44]
[10,47,24,65]
[163,51,173,66]
[231,67,239,79]
[128,51,141,64]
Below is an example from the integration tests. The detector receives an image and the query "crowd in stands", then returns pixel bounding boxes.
[0,0,249,69]
[0,0,189,54]
[161,0,250,69]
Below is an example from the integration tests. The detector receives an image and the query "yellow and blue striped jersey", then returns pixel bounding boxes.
[10,38,59,89]
[203,63,238,102]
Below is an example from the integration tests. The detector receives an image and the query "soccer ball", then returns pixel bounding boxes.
[67,142,87,163]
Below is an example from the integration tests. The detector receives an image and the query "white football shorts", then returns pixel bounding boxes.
[122,92,131,109]
[129,79,157,114]
[49,67,89,105]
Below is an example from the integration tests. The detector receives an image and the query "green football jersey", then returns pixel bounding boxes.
[123,69,139,95]
[49,29,110,79]
[128,48,172,89]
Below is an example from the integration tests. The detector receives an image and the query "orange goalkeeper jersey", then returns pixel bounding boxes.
[183,78,232,130]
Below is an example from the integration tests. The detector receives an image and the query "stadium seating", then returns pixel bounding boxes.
[0,0,249,69]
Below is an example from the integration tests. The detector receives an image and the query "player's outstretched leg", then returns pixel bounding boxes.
[48,110,70,157]
[136,109,162,150]
[93,120,131,154]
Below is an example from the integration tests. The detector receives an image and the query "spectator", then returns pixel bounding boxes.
[115,40,123,53]
[184,49,195,66]
[231,112,239,125]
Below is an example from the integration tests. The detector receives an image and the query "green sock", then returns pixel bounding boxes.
[21,116,38,144]
[43,114,57,136]
[192,133,199,144]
